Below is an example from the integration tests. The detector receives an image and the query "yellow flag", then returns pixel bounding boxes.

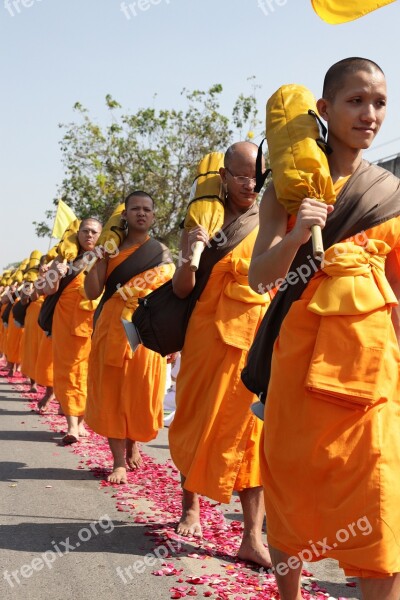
[52,199,77,239]
[312,0,396,24]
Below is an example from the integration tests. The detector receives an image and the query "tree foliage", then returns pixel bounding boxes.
[34,83,261,250]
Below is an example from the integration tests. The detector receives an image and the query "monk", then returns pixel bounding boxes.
[20,285,41,393]
[249,58,400,600]
[5,291,24,378]
[85,191,175,484]
[34,258,56,412]
[42,218,102,444]
[169,142,273,569]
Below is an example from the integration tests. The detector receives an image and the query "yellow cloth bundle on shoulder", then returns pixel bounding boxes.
[57,218,81,262]
[97,202,126,252]
[184,151,225,272]
[266,84,336,257]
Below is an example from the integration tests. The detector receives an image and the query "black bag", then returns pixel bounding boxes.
[132,204,260,356]
[1,300,14,326]
[12,300,30,328]
[38,269,81,336]
[93,238,172,328]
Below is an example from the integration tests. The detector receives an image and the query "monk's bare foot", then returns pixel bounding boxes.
[177,508,202,538]
[107,467,127,484]
[78,424,89,438]
[126,440,142,469]
[37,394,54,413]
[237,535,272,570]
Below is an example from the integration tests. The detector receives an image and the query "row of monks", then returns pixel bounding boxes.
[2,68,400,598]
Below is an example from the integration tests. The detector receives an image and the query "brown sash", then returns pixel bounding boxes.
[93,238,173,327]
[241,160,400,401]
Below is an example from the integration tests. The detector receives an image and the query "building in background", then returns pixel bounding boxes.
[376,153,400,177]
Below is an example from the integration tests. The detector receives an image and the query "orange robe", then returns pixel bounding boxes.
[169,228,272,504]
[0,303,7,354]
[263,216,400,578]
[52,273,95,416]
[6,302,24,364]
[34,296,54,387]
[21,300,42,380]
[85,243,174,440]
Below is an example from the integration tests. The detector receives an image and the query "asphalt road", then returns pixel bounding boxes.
[0,378,361,600]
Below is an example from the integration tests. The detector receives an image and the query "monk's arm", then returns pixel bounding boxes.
[84,258,107,300]
[172,227,208,299]
[249,184,333,293]
[40,259,68,296]
[386,249,400,342]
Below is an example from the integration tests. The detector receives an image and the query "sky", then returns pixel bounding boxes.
[1,0,399,268]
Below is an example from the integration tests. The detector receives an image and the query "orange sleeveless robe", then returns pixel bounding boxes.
[21,300,42,380]
[6,302,24,364]
[263,209,400,577]
[85,242,174,440]
[35,296,54,387]
[169,228,272,503]
[52,273,94,416]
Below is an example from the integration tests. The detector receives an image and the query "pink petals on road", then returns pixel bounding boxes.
[7,371,353,600]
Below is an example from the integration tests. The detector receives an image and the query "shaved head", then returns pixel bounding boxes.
[79,217,102,230]
[323,57,384,101]
[224,141,258,169]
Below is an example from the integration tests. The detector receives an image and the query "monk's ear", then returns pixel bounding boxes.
[219,167,227,185]
[316,98,329,123]
[121,209,127,221]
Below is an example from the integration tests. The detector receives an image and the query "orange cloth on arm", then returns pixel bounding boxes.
[21,300,43,380]
[85,243,175,441]
[6,304,24,364]
[169,228,272,504]
[52,272,94,417]
[35,296,54,387]
[263,216,400,578]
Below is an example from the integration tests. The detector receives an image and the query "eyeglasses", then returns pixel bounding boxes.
[225,167,256,186]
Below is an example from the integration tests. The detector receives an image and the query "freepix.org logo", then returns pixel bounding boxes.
[257,0,288,17]
[4,0,43,17]
[120,0,171,20]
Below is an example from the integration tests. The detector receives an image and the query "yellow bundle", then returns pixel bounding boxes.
[24,250,42,282]
[266,84,336,257]
[311,0,396,24]
[57,218,81,262]
[97,202,126,250]
[184,152,225,271]
[44,243,60,264]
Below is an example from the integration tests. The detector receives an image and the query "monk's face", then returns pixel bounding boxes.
[318,69,387,151]
[123,196,155,233]
[78,219,102,252]
[220,145,260,211]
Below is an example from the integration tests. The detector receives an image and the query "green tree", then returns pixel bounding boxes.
[34,83,262,251]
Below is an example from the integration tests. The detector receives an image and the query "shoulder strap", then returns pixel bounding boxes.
[38,263,83,336]
[93,238,172,326]
[242,160,400,401]
[195,202,259,279]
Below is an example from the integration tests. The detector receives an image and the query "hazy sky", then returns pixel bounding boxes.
[1,0,399,268]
